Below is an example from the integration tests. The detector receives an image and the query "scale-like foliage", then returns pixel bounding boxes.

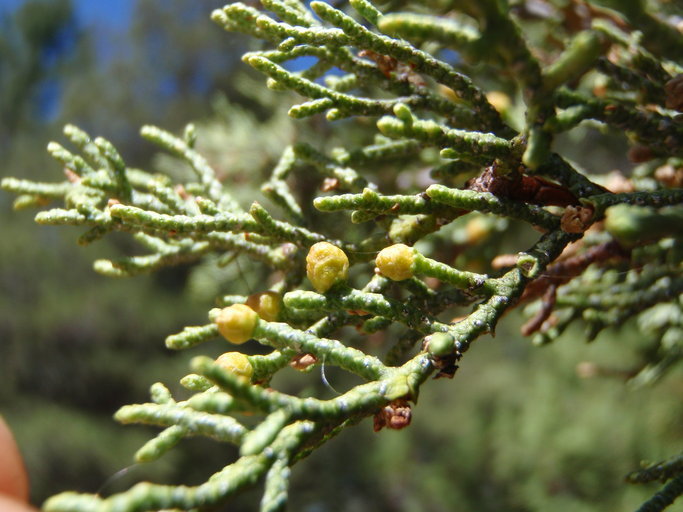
[3,1,683,511]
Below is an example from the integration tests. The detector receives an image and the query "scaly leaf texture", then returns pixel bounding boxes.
[2,0,683,511]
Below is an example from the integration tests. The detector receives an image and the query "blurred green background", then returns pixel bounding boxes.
[1,1,681,511]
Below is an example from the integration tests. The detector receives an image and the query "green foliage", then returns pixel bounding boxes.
[3,0,683,511]
[0,0,256,503]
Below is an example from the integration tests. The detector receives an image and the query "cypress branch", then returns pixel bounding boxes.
[4,1,683,511]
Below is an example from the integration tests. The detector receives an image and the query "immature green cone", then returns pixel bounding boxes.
[375,244,415,281]
[215,304,259,344]
[306,242,349,293]
[426,332,455,357]
[215,352,254,380]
